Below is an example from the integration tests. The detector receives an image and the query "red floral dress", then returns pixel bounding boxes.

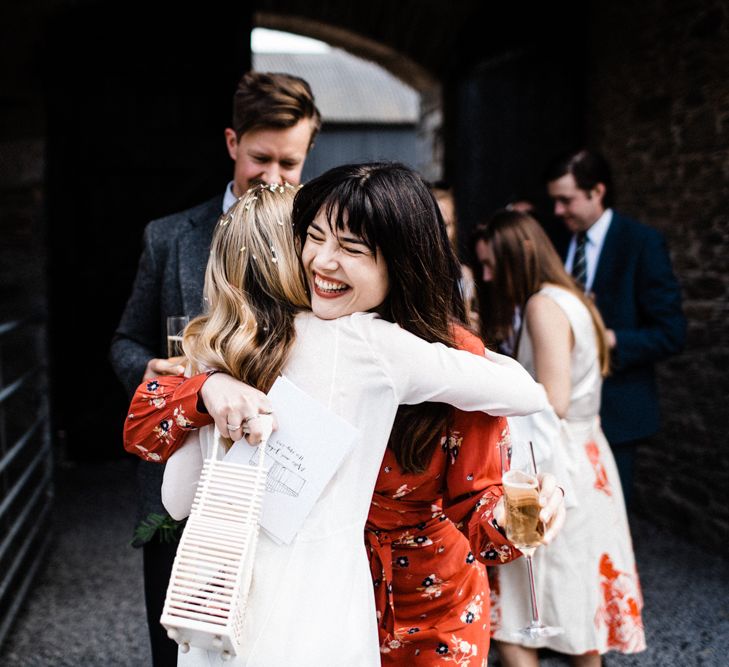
[123,328,519,666]
[363,328,519,666]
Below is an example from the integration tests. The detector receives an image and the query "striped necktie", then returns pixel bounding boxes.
[572,231,588,289]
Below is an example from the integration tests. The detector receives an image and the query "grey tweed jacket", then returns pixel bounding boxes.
[111,194,223,537]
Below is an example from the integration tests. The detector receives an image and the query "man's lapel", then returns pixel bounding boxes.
[592,213,622,295]
[178,198,221,316]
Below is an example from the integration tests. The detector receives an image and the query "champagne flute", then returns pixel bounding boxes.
[166,316,189,358]
[499,439,563,639]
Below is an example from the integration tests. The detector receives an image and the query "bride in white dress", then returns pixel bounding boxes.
[161,165,562,666]
[474,210,645,666]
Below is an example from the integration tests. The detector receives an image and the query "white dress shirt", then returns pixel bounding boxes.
[222,180,237,213]
[564,208,613,292]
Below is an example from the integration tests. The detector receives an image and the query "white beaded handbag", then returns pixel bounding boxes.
[160,417,272,659]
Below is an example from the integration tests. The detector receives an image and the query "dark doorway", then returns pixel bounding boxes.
[449,47,583,256]
[44,3,252,459]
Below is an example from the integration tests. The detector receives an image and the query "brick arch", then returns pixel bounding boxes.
[254,12,443,179]
[255,12,438,93]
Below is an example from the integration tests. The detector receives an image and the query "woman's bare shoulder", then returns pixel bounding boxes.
[525,291,570,333]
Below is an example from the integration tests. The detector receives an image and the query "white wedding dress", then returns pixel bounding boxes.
[163,311,547,666]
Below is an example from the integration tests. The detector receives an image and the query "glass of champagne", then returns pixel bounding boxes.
[499,439,563,639]
[166,316,189,358]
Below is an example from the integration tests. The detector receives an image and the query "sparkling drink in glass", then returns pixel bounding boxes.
[499,439,563,640]
[166,316,189,358]
[502,469,544,553]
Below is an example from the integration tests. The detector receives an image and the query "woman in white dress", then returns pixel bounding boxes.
[473,210,646,666]
[160,165,564,666]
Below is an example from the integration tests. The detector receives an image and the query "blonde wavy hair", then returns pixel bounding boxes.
[183,183,309,392]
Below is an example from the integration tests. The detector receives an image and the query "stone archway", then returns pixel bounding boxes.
[255,12,444,180]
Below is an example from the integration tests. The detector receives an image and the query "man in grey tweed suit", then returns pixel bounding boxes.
[110,71,321,666]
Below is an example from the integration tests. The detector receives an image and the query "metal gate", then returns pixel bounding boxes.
[0,319,53,645]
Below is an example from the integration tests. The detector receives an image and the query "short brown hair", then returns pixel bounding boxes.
[232,71,321,150]
[545,149,615,208]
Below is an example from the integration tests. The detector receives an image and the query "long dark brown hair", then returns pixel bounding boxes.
[473,209,609,375]
[293,162,467,473]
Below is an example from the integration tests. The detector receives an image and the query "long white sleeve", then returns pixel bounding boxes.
[161,433,204,520]
[356,314,547,416]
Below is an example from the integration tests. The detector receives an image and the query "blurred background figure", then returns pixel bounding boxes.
[431,181,478,327]
[506,195,573,255]
[545,149,686,506]
[474,209,645,667]
[506,198,537,215]
[473,223,521,356]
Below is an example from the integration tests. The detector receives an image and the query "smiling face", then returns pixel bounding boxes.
[301,208,390,320]
[225,117,315,196]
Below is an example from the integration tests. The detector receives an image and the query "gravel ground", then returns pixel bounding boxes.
[0,459,150,667]
[1,458,727,666]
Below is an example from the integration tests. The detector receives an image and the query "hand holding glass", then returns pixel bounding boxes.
[500,439,563,640]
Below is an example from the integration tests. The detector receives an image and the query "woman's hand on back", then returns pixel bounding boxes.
[200,373,277,445]
[537,472,566,545]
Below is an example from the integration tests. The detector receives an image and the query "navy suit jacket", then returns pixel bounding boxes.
[110,195,222,529]
[562,212,686,444]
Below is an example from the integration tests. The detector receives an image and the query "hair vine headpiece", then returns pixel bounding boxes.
[217,181,299,264]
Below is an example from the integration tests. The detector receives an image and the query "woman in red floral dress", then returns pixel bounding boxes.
[367,327,519,666]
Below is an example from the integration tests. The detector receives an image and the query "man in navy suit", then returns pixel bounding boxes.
[111,71,321,666]
[545,149,686,507]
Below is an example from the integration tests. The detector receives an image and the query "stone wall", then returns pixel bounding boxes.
[0,0,253,458]
[0,5,50,442]
[587,0,729,549]
[0,3,48,325]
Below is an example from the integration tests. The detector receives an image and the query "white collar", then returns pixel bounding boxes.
[584,208,613,245]
[222,181,237,213]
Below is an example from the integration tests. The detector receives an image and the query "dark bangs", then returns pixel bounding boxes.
[318,178,381,253]
[293,164,392,255]
[292,161,466,333]
[293,163,454,280]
